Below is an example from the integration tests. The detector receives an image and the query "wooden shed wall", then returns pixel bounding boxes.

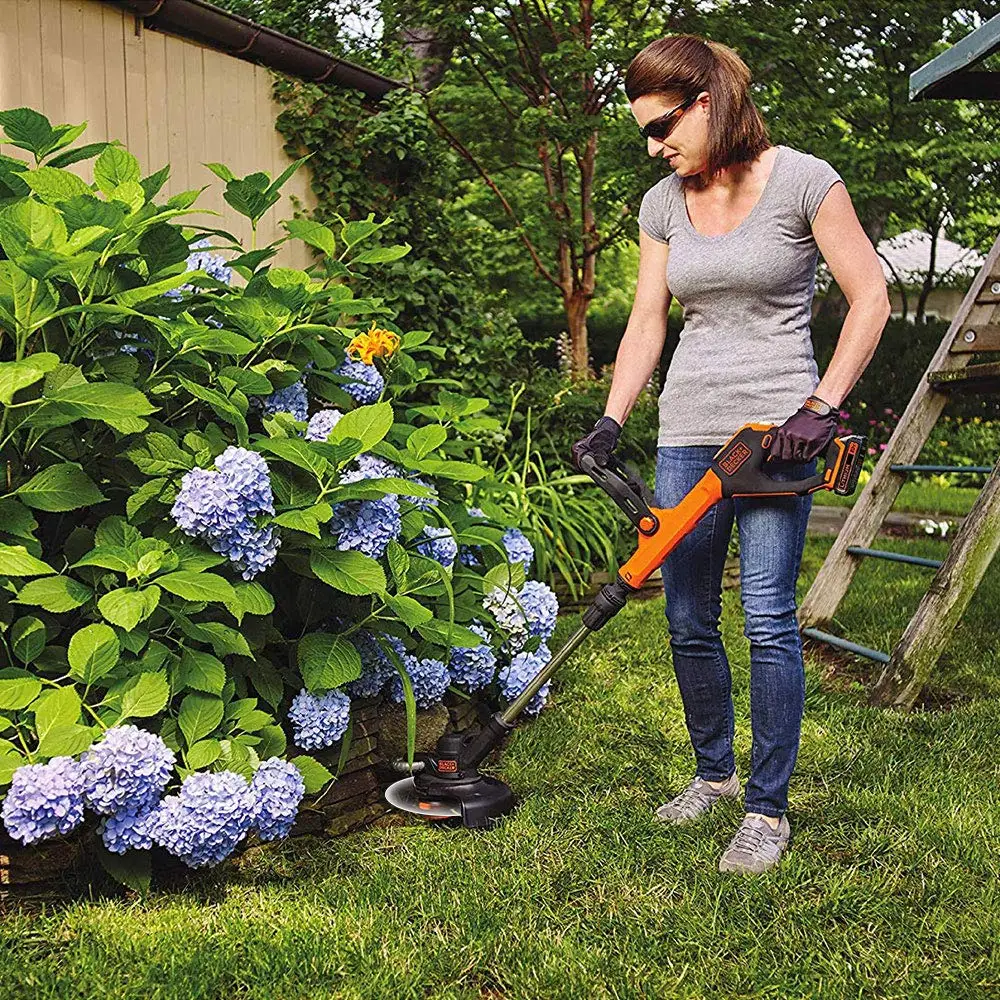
[0,0,318,268]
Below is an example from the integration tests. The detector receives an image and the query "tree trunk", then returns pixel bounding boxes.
[395,24,454,92]
[915,227,939,324]
[565,288,592,379]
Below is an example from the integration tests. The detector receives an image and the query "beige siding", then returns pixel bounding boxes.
[0,0,318,268]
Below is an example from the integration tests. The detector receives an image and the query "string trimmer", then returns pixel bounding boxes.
[385,421,866,828]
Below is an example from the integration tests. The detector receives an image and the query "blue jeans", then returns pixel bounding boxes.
[655,445,816,818]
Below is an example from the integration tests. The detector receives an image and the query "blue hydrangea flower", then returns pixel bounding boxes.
[99,803,157,854]
[147,770,258,868]
[417,525,457,569]
[447,621,497,691]
[1,756,85,846]
[502,527,534,570]
[288,688,351,750]
[389,655,451,709]
[330,455,404,560]
[80,725,176,816]
[163,239,234,300]
[346,632,405,699]
[305,408,343,442]
[519,580,559,642]
[251,758,306,841]
[499,643,553,716]
[215,446,275,517]
[261,381,308,422]
[335,357,385,404]
[171,448,280,580]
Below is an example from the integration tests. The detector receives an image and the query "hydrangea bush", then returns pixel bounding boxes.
[0,110,561,888]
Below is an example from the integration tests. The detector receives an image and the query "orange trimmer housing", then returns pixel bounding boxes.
[581,422,867,592]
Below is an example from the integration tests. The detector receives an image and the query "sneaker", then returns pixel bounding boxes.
[654,771,740,825]
[718,813,791,874]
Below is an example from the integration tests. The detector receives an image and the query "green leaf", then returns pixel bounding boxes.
[297,633,362,692]
[42,382,156,433]
[37,723,93,758]
[386,539,410,585]
[290,754,335,793]
[230,581,274,618]
[483,561,526,596]
[11,616,46,665]
[34,686,82,744]
[272,508,321,537]
[183,622,251,658]
[325,401,393,451]
[351,244,412,265]
[0,108,56,159]
[383,594,433,629]
[179,649,226,695]
[15,463,105,511]
[0,353,60,404]
[139,222,192,276]
[0,544,55,577]
[311,549,386,596]
[157,571,238,605]
[119,672,169,720]
[406,424,447,459]
[0,748,28,784]
[14,575,91,613]
[68,623,120,684]
[96,842,151,894]
[186,738,222,770]
[283,218,336,256]
[94,145,141,194]
[0,199,67,256]
[415,619,487,648]
[112,272,190,308]
[97,588,148,630]
[0,668,42,711]
[47,141,112,170]
[178,692,224,747]
[256,438,326,477]
[22,166,93,204]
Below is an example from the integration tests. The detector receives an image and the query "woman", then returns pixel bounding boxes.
[572,35,890,874]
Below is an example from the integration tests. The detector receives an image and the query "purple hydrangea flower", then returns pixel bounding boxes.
[447,621,496,691]
[288,688,351,750]
[251,758,306,841]
[502,527,534,570]
[99,803,157,854]
[170,467,245,540]
[261,381,309,423]
[389,655,450,709]
[80,725,176,815]
[147,770,258,868]
[1,756,85,846]
[334,357,384,404]
[305,408,343,442]
[498,643,552,716]
[416,525,458,569]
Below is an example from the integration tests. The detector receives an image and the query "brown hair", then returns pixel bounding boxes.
[624,34,771,190]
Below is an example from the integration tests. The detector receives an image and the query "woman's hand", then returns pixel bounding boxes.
[571,415,622,471]
[766,395,838,462]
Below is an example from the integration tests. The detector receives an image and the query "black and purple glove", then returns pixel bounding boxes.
[571,415,622,471]
[766,395,839,463]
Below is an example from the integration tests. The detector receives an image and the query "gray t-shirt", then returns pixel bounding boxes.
[637,144,844,447]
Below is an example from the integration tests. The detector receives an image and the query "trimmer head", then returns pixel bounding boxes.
[385,730,517,829]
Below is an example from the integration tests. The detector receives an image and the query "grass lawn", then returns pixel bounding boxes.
[2,533,999,999]
[810,478,983,517]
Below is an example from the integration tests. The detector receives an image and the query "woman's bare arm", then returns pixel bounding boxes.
[603,229,673,425]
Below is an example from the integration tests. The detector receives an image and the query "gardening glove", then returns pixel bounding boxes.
[766,394,839,463]
[572,415,622,471]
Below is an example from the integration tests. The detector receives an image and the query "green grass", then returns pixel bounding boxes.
[2,536,999,999]
[811,479,982,517]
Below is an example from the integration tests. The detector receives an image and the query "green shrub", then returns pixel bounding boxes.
[0,109,560,883]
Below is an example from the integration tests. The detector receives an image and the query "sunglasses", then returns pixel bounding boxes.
[638,94,699,141]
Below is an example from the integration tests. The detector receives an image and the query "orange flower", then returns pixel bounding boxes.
[347,322,401,365]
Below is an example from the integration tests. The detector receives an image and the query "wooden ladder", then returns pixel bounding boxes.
[798,231,1000,709]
